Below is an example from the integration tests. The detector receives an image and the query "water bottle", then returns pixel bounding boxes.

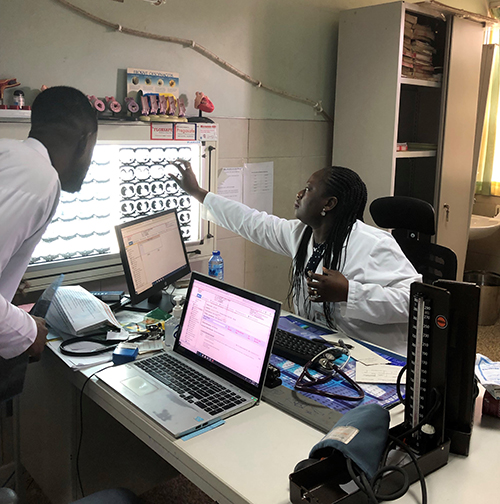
[208,250,224,281]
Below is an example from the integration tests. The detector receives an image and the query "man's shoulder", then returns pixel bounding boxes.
[0,137,58,194]
[0,137,22,151]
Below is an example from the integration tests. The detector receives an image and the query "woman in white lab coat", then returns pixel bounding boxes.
[171,161,420,355]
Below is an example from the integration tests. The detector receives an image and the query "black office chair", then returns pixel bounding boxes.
[369,196,458,284]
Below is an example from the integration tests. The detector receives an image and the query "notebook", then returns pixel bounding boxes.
[97,272,281,438]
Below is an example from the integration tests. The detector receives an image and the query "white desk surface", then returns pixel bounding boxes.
[52,348,497,504]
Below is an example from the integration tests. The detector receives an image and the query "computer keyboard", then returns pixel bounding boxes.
[135,353,246,416]
[272,328,330,366]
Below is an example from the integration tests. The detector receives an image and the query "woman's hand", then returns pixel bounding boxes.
[170,159,208,203]
[306,267,349,303]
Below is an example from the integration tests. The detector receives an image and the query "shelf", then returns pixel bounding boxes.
[401,77,442,88]
[396,150,437,158]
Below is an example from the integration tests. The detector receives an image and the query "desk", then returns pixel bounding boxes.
[19,343,500,504]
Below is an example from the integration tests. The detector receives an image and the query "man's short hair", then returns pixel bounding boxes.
[31,86,98,136]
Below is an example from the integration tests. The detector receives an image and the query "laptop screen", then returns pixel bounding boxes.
[175,273,280,396]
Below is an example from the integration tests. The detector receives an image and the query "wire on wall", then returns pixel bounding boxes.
[54,0,333,122]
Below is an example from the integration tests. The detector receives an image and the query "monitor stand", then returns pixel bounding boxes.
[121,291,174,314]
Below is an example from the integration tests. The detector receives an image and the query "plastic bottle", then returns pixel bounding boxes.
[208,250,224,281]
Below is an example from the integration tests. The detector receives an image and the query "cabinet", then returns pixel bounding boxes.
[332,1,484,279]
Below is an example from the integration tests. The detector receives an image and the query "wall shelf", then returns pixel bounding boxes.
[401,77,442,88]
[396,150,437,158]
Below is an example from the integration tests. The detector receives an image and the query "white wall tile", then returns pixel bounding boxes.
[216,118,249,160]
[217,236,246,289]
[302,121,333,157]
[248,120,304,158]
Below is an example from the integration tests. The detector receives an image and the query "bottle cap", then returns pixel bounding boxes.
[212,250,220,255]
[172,295,184,319]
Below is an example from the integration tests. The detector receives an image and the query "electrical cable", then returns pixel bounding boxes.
[0,471,14,488]
[397,388,442,440]
[76,363,115,499]
[53,0,333,122]
[345,434,428,504]
[396,363,407,404]
[60,335,120,357]
[387,435,428,504]
[346,457,410,503]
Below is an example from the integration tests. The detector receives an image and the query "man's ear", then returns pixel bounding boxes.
[75,132,92,156]
[325,196,338,212]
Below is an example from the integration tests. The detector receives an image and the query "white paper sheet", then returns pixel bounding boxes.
[356,362,404,384]
[243,162,274,214]
[217,167,243,202]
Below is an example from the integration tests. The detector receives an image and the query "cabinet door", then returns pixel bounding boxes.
[436,17,483,280]
[333,1,404,222]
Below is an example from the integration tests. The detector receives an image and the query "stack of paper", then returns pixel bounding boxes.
[46,285,122,339]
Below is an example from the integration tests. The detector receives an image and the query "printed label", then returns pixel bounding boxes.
[150,123,174,140]
[323,425,359,445]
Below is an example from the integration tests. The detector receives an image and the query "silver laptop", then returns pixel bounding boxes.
[97,272,280,438]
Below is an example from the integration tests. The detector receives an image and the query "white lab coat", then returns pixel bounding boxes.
[203,193,421,355]
[0,138,60,358]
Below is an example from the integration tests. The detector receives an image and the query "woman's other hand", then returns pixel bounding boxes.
[170,159,208,203]
[306,267,349,303]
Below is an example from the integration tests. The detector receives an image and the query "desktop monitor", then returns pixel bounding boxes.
[115,208,191,313]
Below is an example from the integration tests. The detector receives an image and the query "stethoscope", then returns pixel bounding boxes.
[59,323,164,357]
[294,342,365,401]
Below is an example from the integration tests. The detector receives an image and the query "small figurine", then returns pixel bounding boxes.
[0,78,20,106]
[13,90,25,108]
[105,96,122,114]
[125,96,140,115]
[178,98,186,117]
[194,91,214,113]
[87,95,105,113]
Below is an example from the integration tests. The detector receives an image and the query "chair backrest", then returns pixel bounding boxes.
[369,196,457,283]
[369,196,436,240]
[397,238,458,284]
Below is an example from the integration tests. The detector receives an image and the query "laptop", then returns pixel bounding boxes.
[97,272,281,438]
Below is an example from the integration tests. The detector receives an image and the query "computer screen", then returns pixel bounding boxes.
[115,209,191,312]
[175,272,280,396]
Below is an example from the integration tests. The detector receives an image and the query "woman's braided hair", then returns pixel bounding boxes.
[288,166,367,328]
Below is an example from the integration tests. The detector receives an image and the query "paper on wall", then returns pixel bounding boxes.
[243,162,273,214]
[217,167,243,202]
[216,162,274,213]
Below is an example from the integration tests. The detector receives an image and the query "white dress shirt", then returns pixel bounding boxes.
[0,138,60,358]
[203,192,422,355]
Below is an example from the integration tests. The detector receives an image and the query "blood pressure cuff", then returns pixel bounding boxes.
[308,403,390,479]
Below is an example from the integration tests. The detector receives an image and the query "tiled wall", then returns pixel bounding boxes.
[466,194,500,273]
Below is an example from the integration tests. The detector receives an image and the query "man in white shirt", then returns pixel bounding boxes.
[0,86,98,360]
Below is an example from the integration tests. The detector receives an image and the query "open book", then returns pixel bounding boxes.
[45,285,121,339]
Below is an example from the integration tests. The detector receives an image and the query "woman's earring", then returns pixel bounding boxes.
[321,209,326,217]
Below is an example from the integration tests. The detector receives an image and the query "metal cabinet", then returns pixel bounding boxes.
[332,1,484,279]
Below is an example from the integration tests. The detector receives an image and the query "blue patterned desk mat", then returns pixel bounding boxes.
[270,315,406,415]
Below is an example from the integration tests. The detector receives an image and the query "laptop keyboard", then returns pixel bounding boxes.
[135,353,246,416]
